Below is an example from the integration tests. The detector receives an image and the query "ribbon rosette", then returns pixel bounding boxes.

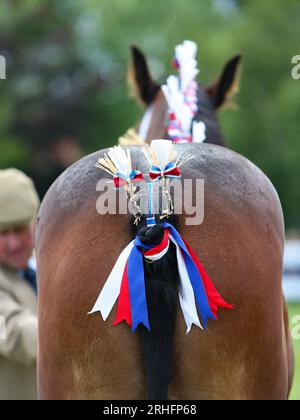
[89,223,233,333]
[149,162,181,181]
[96,146,145,190]
[114,170,144,189]
[145,139,181,181]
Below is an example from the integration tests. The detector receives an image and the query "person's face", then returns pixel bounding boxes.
[0,224,34,270]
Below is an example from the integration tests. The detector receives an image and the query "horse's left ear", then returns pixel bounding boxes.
[205,55,242,109]
[128,45,160,106]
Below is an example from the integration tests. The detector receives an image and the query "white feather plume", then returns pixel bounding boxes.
[161,40,206,142]
[175,40,199,93]
[96,146,132,178]
[108,146,131,176]
[145,139,176,170]
[162,76,191,133]
[192,121,206,144]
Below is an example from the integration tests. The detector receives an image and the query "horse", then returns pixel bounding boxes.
[36,46,294,400]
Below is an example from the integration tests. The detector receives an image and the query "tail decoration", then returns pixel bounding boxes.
[90,140,233,333]
[89,221,233,333]
[144,139,192,218]
[96,146,144,224]
[162,40,207,144]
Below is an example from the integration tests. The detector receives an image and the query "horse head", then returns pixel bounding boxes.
[125,44,242,147]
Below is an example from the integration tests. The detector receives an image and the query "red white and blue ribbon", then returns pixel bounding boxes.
[162,40,207,144]
[114,170,144,189]
[89,222,233,333]
[149,162,181,181]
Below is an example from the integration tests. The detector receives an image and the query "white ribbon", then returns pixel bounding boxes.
[138,104,154,141]
[169,234,203,333]
[193,121,206,144]
[88,241,135,320]
[144,240,170,262]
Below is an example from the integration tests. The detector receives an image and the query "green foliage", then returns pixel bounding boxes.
[0,136,29,167]
[0,0,299,228]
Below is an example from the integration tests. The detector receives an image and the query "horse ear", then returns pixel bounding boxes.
[128,45,160,106]
[205,55,242,109]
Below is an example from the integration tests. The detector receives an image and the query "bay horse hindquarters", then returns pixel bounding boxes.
[36,144,291,400]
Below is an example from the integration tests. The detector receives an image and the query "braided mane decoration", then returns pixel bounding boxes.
[162,40,207,144]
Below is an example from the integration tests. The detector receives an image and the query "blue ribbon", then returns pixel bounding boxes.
[115,170,142,182]
[165,162,178,173]
[127,245,150,332]
[127,236,154,332]
[150,162,181,180]
[162,223,215,328]
[129,170,142,180]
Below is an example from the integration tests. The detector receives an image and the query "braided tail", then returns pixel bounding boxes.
[133,222,180,400]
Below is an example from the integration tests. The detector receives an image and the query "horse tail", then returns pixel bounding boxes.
[131,220,180,400]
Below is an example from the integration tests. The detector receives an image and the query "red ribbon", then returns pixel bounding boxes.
[149,164,181,181]
[182,238,234,318]
[113,172,144,189]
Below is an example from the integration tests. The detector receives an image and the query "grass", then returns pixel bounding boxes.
[288,304,300,401]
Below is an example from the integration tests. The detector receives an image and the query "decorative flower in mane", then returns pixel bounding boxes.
[162,40,207,144]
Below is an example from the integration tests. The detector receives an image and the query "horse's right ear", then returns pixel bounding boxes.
[128,46,160,106]
[205,54,242,109]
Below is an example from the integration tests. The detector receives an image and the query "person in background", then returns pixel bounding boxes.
[0,169,39,400]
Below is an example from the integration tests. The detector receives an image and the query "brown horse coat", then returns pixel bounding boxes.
[36,143,292,400]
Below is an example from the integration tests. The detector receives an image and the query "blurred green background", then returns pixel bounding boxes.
[0,0,299,400]
[289,305,300,400]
